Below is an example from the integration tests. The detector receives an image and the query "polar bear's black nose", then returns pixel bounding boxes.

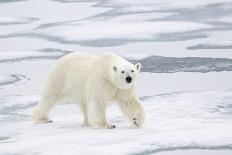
[126,76,132,83]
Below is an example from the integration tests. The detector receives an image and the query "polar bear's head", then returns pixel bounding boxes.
[110,63,141,90]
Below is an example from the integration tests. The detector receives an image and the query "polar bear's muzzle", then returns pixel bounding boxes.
[125,76,132,83]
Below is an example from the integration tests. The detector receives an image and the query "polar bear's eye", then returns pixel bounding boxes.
[131,70,134,72]
[121,71,125,73]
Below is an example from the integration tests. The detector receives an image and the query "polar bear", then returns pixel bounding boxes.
[33,52,144,129]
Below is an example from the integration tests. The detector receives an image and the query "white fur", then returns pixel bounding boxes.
[33,52,144,128]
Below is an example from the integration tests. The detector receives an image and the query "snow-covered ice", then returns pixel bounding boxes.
[0,90,232,155]
[0,0,232,154]
[35,21,211,44]
[0,16,38,25]
[0,50,68,63]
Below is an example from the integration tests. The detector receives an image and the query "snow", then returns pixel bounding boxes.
[187,41,232,50]
[0,90,232,155]
[110,12,174,22]
[0,0,231,49]
[111,0,232,12]
[36,21,211,42]
[219,16,232,23]
[0,75,15,85]
[0,0,105,23]
[0,16,38,25]
[0,50,68,63]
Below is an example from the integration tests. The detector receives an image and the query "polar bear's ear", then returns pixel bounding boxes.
[135,63,141,72]
[113,66,117,72]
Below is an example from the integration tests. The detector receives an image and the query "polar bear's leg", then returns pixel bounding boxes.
[80,103,89,126]
[118,98,145,128]
[33,70,64,124]
[33,96,58,124]
[88,97,115,129]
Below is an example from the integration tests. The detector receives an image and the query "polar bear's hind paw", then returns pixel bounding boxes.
[107,124,116,129]
[34,117,53,124]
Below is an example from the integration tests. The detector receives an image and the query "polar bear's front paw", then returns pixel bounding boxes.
[107,124,116,129]
[132,112,144,128]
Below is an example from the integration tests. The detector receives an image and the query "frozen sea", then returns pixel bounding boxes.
[0,0,232,155]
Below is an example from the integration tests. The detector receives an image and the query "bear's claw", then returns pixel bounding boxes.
[34,117,53,124]
[132,113,144,128]
[107,124,116,129]
[133,118,140,127]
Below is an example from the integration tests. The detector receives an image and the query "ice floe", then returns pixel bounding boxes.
[34,21,211,46]
[0,49,70,63]
[0,16,38,25]
[0,90,232,154]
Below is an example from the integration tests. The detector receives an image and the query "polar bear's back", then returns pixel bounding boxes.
[52,52,96,77]
[42,52,96,100]
[59,52,96,67]
[59,52,97,95]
